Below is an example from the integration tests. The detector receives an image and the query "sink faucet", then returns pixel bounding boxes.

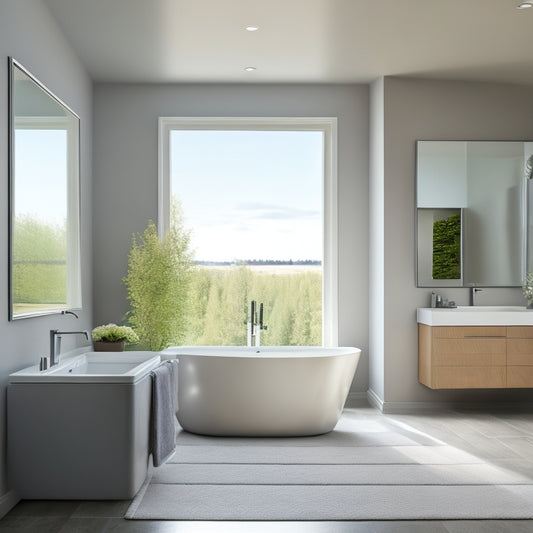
[49,329,89,367]
[470,287,482,306]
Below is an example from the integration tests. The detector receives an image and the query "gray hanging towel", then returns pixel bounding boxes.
[150,360,177,467]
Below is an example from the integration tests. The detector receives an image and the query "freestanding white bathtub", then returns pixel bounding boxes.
[160,346,360,437]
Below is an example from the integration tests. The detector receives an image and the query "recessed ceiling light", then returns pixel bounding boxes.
[244,66,257,72]
[517,2,533,8]
[245,26,259,31]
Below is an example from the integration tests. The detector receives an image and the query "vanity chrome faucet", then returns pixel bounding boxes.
[470,287,482,306]
[49,329,89,367]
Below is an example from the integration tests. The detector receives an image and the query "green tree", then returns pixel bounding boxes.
[124,204,194,351]
[13,215,67,306]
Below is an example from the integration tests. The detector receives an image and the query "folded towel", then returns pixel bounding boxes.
[150,360,177,467]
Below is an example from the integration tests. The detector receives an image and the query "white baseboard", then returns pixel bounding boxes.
[364,390,532,414]
[367,389,462,414]
[345,391,368,407]
[366,389,452,414]
[0,489,20,519]
[379,401,452,414]
[366,388,384,411]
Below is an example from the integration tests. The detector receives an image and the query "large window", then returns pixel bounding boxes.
[159,118,337,346]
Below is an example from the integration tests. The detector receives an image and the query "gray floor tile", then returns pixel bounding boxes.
[72,500,131,517]
[498,437,533,460]
[103,520,451,533]
[0,515,69,532]
[448,413,532,438]
[58,516,110,533]
[444,520,533,533]
[493,414,533,436]
[5,500,79,517]
[105,519,202,532]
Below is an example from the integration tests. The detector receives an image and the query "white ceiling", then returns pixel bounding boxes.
[44,0,533,85]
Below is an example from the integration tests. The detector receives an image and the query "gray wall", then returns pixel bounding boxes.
[375,76,533,410]
[369,78,385,401]
[93,83,370,393]
[0,0,92,505]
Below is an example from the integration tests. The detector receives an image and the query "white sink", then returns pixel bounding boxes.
[417,306,533,326]
[454,306,526,313]
[9,351,161,383]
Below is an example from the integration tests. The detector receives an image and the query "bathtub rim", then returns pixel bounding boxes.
[160,345,360,359]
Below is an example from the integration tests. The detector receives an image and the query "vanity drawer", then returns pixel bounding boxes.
[433,367,506,389]
[433,326,506,339]
[433,338,506,366]
[507,366,533,388]
[507,339,533,365]
[507,326,533,338]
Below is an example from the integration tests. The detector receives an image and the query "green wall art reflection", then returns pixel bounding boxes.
[432,213,461,280]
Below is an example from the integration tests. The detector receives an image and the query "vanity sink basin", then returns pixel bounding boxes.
[9,351,161,383]
[454,306,525,313]
[417,306,532,326]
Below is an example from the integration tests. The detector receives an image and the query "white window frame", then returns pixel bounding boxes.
[158,117,338,346]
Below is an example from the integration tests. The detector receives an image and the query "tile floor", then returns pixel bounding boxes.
[2,405,533,532]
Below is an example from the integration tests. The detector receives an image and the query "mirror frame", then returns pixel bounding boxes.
[8,57,82,320]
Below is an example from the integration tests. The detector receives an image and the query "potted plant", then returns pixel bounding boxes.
[91,323,139,352]
[123,202,193,351]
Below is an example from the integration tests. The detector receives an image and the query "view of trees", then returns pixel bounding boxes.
[12,215,67,313]
[14,210,322,346]
[182,265,322,346]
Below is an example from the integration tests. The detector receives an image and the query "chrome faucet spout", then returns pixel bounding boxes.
[49,329,89,367]
[61,310,79,319]
[470,287,482,306]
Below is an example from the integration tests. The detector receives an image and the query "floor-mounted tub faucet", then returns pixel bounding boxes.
[247,301,267,347]
[49,329,89,367]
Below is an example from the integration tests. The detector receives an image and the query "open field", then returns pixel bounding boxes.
[184,264,322,346]
[198,264,322,275]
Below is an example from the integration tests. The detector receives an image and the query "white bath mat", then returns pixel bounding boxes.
[127,484,533,521]
[167,444,484,465]
[126,410,533,520]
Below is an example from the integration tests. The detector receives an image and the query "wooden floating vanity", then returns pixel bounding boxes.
[417,307,533,389]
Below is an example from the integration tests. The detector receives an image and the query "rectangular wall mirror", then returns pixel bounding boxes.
[416,140,533,288]
[8,58,81,319]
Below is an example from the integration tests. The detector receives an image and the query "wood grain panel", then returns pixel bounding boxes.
[507,326,533,339]
[433,366,506,389]
[507,339,533,365]
[418,325,533,390]
[507,366,533,387]
[418,324,433,387]
[434,338,506,367]
[433,326,506,339]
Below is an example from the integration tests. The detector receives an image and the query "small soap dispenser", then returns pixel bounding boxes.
[430,291,437,308]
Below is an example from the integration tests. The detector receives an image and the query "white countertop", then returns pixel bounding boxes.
[9,351,161,383]
[417,306,533,326]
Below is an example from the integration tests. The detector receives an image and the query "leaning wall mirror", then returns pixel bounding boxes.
[416,140,533,288]
[8,58,81,319]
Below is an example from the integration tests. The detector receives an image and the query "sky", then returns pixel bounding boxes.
[170,130,324,262]
[15,129,67,227]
